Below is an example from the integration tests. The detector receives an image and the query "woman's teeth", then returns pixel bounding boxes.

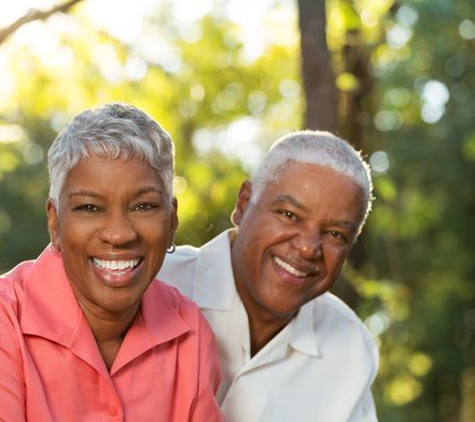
[274,257,308,277]
[93,258,139,271]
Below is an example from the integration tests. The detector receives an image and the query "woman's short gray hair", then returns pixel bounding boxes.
[251,130,374,231]
[48,102,174,206]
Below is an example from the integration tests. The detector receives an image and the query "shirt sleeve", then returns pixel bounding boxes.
[190,313,225,422]
[0,300,26,421]
[349,335,380,422]
[348,389,378,421]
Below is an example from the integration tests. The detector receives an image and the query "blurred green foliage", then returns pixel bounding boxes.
[0,0,474,420]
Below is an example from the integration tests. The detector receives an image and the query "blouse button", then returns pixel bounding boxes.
[108,405,118,417]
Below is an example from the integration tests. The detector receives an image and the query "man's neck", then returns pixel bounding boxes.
[247,311,295,357]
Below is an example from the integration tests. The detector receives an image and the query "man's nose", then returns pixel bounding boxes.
[291,229,323,260]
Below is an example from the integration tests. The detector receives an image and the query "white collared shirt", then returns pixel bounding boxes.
[158,230,379,422]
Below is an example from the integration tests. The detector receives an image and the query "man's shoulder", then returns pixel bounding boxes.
[157,242,200,285]
[158,244,200,294]
[158,231,232,294]
[163,244,201,267]
[311,292,377,348]
[315,292,362,321]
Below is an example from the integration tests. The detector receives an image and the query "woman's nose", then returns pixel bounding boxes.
[99,210,138,246]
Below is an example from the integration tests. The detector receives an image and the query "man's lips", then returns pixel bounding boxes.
[273,256,321,278]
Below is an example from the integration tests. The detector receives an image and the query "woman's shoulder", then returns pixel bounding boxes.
[0,261,37,332]
[1,259,35,282]
[0,260,35,304]
[148,279,205,324]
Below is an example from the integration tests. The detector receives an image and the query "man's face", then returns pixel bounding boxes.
[230,162,365,324]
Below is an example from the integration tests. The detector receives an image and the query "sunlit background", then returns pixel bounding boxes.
[0,0,299,170]
[1,1,475,421]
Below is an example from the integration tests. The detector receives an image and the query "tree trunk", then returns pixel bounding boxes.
[298,0,338,132]
[340,30,373,151]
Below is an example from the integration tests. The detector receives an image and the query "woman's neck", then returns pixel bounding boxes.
[80,302,140,370]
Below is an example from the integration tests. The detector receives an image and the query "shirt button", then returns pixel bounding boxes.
[108,405,118,416]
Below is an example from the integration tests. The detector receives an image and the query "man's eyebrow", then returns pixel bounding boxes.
[273,194,359,232]
[330,221,359,232]
[132,186,163,198]
[273,194,309,212]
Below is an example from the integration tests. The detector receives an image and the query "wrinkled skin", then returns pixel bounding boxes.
[230,162,365,353]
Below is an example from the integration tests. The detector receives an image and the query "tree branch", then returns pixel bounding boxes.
[0,0,85,45]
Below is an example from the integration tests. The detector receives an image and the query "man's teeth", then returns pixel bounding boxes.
[93,258,139,271]
[274,257,308,277]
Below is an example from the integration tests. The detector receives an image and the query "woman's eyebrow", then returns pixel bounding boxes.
[68,186,162,200]
[68,190,101,199]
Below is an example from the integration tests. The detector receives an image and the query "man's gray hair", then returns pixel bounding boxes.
[47,102,174,206]
[251,130,374,231]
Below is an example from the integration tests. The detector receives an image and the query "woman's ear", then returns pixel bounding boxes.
[169,196,179,241]
[46,199,59,241]
[230,181,252,227]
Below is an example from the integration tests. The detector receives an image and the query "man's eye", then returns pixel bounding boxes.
[75,204,99,213]
[131,203,158,212]
[328,230,348,243]
[278,210,297,220]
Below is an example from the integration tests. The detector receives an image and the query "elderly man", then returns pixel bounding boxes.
[159,130,379,421]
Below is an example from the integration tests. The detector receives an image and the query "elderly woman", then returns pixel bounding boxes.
[0,103,224,421]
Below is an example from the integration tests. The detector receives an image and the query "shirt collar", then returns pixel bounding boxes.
[289,300,321,357]
[139,280,191,345]
[21,246,191,372]
[21,246,84,346]
[191,229,321,358]
[192,229,237,310]
[111,281,191,372]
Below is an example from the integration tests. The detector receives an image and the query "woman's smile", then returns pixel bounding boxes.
[91,257,143,286]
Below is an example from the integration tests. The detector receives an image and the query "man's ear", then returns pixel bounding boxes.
[230,181,252,227]
[46,199,59,244]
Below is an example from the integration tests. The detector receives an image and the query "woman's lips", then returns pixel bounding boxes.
[93,258,140,271]
[90,257,142,286]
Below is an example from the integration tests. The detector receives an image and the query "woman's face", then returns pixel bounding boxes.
[46,155,177,317]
